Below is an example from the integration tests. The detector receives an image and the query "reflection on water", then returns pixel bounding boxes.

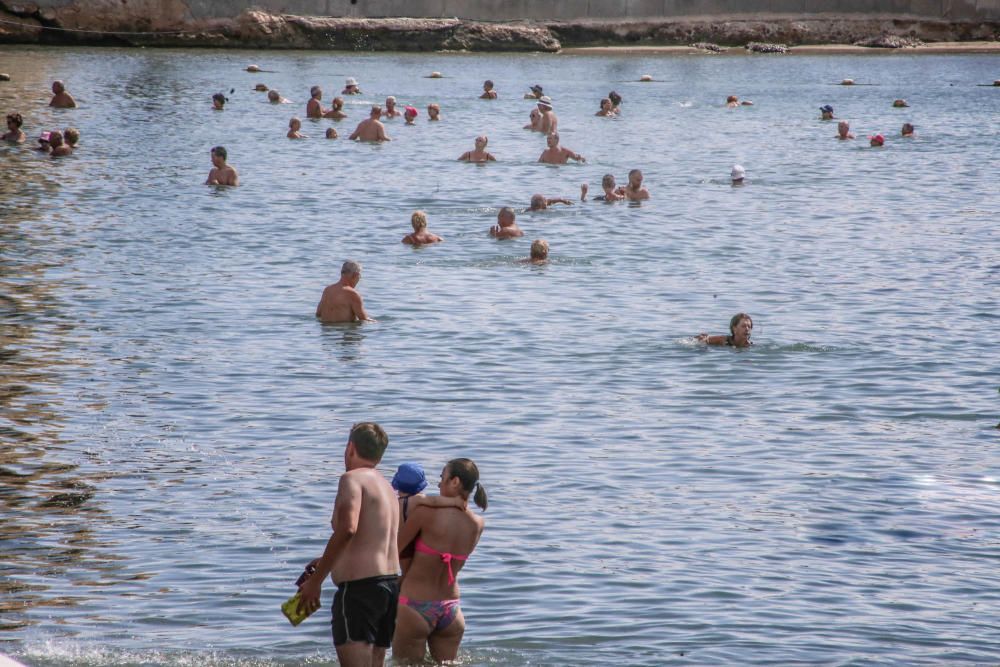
[319,323,367,363]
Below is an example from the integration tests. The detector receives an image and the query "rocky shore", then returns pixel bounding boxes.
[0,6,997,52]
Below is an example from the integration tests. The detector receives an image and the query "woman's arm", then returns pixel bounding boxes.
[398,505,429,553]
[409,495,464,510]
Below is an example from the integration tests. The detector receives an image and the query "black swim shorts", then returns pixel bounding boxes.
[331,574,400,647]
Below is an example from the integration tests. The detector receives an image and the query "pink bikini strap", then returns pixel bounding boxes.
[415,538,468,586]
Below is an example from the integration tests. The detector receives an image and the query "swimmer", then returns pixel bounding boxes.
[315,260,374,323]
[528,194,572,211]
[697,312,753,348]
[893,99,909,108]
[458,135,496,163]
[392,458,487,665]
[383,96,401,118]
[63,128,80,148]
[869,134,885,147]
[35,131,51,154]
[342,77,361,95]
[212,92,227,110]
[267,90,290,104]
[254,83,269,92]
[836,121,855,140]
[521,239,549,264]
[726,95,753,107]
[2,113,25,143]
[489,207,523,239]
[731,164,745,186]
[287,117,306,139]
[49,80,76,108]
[538,132,584,165]
[620,169,650,200]
[306,86,326,119]
[537,97,558,134]
[48,130,71,157]
[402,211,443,246]
[480,79,497,100]
[524,84,544,100]
[901,123,915,138]
[205,145,239,186]
[523,108,542,132]
[841,78,855,86]
[325,127,339,139]
[349,106,391,142]
[595,98,614,117]
[820,104,834,120]
[392,463,465,578]
[580,174,624,202]
[428,103,441,121]
[608,91,623,114]
[323,97,347,120]
[404,106,418,125]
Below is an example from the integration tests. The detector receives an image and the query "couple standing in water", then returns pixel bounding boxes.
[296,422,486,667]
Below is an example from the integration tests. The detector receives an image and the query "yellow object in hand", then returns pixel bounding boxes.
[281,592,317,627]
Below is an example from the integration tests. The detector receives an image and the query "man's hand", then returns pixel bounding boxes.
[297,572,323,616]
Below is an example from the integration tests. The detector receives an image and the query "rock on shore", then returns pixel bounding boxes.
[0,6,996,51]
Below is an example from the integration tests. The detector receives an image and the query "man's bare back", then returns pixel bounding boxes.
[331,468,400,583]
[206,165,238,186]
[350,107,390,142]
[316,261,373,323]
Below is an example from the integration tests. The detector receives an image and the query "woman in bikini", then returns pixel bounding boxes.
[392,458,487,664]
[697,312,753,348]
[457,135,496,163]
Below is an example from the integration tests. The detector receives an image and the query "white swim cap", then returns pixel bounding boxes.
[731,164,746,180]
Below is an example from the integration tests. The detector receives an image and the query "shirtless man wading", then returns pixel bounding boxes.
[316,261,374,323]
[297,422,400,667]
[349,106,391,142]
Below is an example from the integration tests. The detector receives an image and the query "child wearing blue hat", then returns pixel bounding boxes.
[393,462,463,576]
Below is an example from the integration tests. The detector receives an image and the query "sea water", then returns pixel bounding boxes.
[1,46,999,666]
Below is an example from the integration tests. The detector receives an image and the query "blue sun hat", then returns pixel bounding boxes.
[820,104,834,114]
[392,463,427,495]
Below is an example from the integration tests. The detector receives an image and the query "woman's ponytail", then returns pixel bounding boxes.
[473,482,488,511]
[447,458,487,512]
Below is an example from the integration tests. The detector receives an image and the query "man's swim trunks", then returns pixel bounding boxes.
[331,574,400,647]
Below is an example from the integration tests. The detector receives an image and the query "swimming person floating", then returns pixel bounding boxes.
[820,105,835,120]
[315,261,374,323]
[457,135,496,163]
[697,313,753,348]
[402,211,443,246]
[205,146,238,186]
[521,239,549,264]
[392,458,487,665]
[528,194,573,211]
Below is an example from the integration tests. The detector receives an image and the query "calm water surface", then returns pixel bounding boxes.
[1,46,999,666]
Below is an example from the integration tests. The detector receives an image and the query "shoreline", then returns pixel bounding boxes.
[561,41,1000,55]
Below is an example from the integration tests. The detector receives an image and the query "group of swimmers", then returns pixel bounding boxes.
[2,81,81,155]
[293,422,487,667]
[820,101,916,145]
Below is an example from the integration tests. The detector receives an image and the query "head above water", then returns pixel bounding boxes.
[726,95,738,104]
[731,164,745,182]
[546,131,559,147]
[370,105,382,118]
[837,120,850,136]
[411,210,427,231]
[64,127,79,146]
[498,206,515,226]
[332,97,344,110]
[48,130,64,148]
[211,145,227,162]
[444,458,487,510]
[6,112,22,129]
[901,122,914,136]
[475,135,488,147]
[530,239,549,261]
[601,173,616,190]
[628,169,643,186]
[310,85,322,99]
[51,80,65,94]
[608,90,622,106]
[255,83,268,92]
[529,194,546,210]
[404,106,418,119]
[392,462,427,495]
[483,79,494,90]
[289,117,301,129]
[348,422,388,464]
[267,90,280,102]
[325,127,338,139]
[729,312,753,340]
[212,92,226,107]
[385,96,396,107]
[341,260,361,278]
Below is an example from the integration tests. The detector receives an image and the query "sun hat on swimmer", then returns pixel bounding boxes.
[530,84,543,94]
[392,462,427,495]
[345,77,358,86]
[820,104,833,114]
[537,95,553,109]
[731,164,746,180]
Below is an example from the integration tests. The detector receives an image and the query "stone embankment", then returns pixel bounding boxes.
[0,4,997,52]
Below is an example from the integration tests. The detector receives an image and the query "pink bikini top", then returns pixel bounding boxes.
[415,537,469,586]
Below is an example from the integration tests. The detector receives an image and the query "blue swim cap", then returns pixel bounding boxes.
[392,462,427,495]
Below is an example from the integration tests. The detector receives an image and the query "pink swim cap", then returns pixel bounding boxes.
[405,106,418,116]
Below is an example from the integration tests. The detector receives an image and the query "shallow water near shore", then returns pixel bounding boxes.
[1,46,999,666]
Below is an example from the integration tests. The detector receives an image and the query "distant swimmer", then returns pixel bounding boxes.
[306,86,327,119]
[342,77,362,95]
[521,239,549,264]
[893,99,909,108]
[731,164,745,186]
[840,78,855,86]
[287,117,306,139]
[402,211,443,246]
[621,169,650,200]
[458,135,496,163]
[523,108,542,132]
[697,312,753,348]
[205,146,239,186]
[383,96,402,118]
[404,106,418,125]
[323,97,347,119]
[267,90,290,104]
[524,84,544,100]
[480,79,498,99]
[349,106,391,142]
[35,131,50,154]
[48,130,72,157]
[2,113,25,143]
[869,134,885,147]
[538,132,584,165]
[49,80,76,108]
[254,83,269,92]
[901,123,915,138]
[325,127,339,139]
[428,103,441,121]
[64,127,79,148]
[580,174,624,202]
[537,97,558,134]
[490,207,523,239]
[212,92,229,111]
[820,104,835,120]
[836,121,855,140]
[608,90,622,114]
[315,261,374,323]
[595,98,614,117]
[726,95,753,107]
[528,194,572,211]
